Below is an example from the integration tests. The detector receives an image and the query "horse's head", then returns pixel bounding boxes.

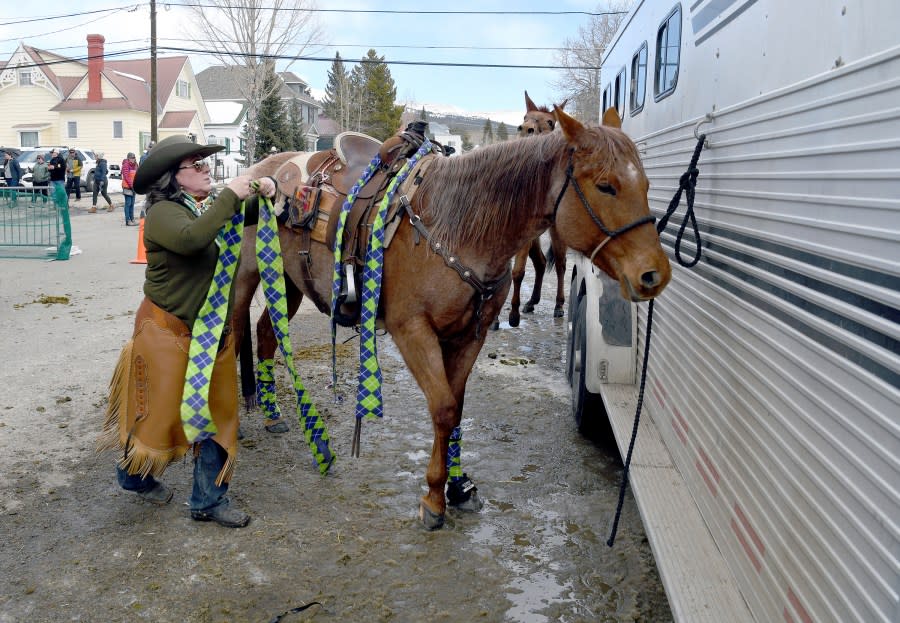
[552,106,671,301]
[518,90,567,137]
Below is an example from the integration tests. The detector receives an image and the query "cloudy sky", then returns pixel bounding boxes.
[3,1,615,125]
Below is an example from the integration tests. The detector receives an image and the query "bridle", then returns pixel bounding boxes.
[552,148,656,263]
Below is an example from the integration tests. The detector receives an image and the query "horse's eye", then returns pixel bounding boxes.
[596,183,617,196]
[547,120,555,130]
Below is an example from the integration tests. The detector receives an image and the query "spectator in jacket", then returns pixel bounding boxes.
[121,152,138,225]
[3,151,22,189]
[47,149,67,199]
[65,149,82,201]
[89,152,114,213]
[31,154,50,200]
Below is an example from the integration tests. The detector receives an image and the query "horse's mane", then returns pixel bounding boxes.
[416,125,642,251]
[530,104,553,114]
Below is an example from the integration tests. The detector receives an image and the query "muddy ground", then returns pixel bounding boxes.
[0,207,672,622]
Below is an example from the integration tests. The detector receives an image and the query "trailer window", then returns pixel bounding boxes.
[630,42,648,115]
[654,5,681,100]
[614,68,626,116]
[602,84,611,114]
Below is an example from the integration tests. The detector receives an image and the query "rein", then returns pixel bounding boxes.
[552,149,656,259]
[400,194,511,339]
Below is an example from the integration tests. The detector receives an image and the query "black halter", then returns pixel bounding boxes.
[553,149,656,261]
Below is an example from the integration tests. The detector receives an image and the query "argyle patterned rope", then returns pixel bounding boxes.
[180,208,245,443]
[256,196,334,474]
[330,154,382,400]
[355,139,433,421]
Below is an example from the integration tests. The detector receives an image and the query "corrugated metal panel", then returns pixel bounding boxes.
[638,44,900,623]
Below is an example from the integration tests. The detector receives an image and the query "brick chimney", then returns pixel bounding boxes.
[87,34,105,103]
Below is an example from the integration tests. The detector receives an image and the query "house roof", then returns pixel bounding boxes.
[196,65,320,107]
[26,43,190,113]
[159,110,197,129]
[316,113,341,136]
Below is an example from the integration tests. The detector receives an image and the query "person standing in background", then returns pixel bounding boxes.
[31,153,50,201]
[121,152,138,225]
[90,151,114,214]
[65,149,82,202]
[47,149,67,199]
[3,151,22,189]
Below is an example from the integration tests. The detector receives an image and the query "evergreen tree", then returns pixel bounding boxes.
[482,119,494,145]
[288,98,306,151]
[461,133,474,152]
[496,123,509,142]
[323,52,353,131]
[419,107,427,121]
[359,50,403,140]
[253,64,290,161]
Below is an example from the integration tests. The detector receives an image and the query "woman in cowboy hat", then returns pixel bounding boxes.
[99,135,276,528]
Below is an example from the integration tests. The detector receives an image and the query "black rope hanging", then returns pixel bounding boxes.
[607,133,707,547]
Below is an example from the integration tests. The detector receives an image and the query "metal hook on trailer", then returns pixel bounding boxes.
[693,113,713,147]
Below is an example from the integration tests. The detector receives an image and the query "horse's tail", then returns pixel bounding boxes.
[546,245,556,270]
[239,314,256,410]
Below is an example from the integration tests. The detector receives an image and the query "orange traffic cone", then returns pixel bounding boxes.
[130,218,147,264]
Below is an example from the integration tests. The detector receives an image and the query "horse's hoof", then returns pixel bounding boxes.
[523,303,536,313]
[450,490,484,513]
[509,315,520,328]
[447,474,483,512]
[553,307,565,318]
[418,502,445,530]
[265,420,289,434]
[490,320,500,331]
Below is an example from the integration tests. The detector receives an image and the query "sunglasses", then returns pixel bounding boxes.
[179,158,210,172]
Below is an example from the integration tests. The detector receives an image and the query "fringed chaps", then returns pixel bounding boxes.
[98,297,239,485]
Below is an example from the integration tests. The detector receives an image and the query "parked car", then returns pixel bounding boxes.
[18,147,97,191]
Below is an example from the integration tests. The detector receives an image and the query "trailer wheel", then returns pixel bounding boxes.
[570,295,610,439]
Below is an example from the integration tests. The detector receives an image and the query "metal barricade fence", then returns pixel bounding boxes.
[0,185,72,260]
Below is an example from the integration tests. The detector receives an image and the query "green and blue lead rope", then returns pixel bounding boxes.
[257,195,334,474]
[180,207,245,443]
[353,139,433,421]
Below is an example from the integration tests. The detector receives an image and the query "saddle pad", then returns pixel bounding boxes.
[273,152,317,211]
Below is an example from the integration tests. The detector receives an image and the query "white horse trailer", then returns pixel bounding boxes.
[567,1,899,621]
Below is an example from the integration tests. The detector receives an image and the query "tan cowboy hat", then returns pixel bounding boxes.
[132,135,223,194]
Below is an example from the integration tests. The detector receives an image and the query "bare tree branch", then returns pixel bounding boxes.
[552,1,631,124]
[180,0,323,160]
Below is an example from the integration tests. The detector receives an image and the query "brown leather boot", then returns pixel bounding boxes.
[88,206,97,213]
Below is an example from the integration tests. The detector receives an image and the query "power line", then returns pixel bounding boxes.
[11,44,601,71]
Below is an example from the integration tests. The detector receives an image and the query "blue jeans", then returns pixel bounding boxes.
[123,191,135,223]
[116,438,229,512]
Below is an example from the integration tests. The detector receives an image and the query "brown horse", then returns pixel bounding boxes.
[233,107,671,529]
[503,91,571,327]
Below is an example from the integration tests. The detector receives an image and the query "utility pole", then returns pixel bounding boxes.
[150,0,158,142]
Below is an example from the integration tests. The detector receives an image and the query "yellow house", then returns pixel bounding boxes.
[0,34,210,163]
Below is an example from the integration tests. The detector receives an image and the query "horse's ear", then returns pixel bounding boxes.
[557,98,569,112]
[602,107,622,129]
[524,90,538,112]
[555,106,586,142]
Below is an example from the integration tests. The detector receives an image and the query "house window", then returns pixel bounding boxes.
[176,80,191,98]
[655,5,682,100]
[68,121,78,138]
[630,43,648,115]
[614,68,626,116]
[19,131,39,147]
[140,132,152,152]
[18,70,32,86]
[113,121,123,138]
